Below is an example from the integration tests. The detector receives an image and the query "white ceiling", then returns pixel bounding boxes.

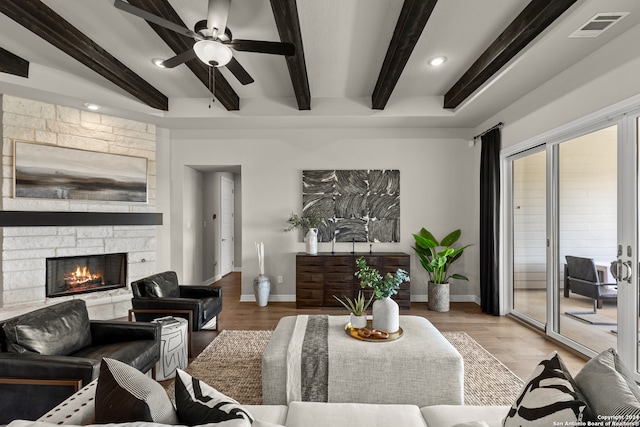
[0,0,639,130]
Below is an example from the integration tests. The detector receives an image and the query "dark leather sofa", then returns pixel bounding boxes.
[130,271,222,331]
[0,299,160,423]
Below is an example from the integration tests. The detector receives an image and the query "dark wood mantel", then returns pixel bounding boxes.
[0,211,162,227]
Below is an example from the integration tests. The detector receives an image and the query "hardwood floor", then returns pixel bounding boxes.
[193,272,588,380]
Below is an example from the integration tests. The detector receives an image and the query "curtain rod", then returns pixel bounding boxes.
[473,122,503,140]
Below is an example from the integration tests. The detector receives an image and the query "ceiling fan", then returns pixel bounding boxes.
[114,0,295,88]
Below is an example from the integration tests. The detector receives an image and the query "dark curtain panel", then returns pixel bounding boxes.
[480,128,501,315]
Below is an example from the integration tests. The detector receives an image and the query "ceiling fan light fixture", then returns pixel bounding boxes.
[428,56,447,67]
[193,40,233,67]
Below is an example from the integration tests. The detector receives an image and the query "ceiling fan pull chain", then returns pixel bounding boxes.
[208,61,218,108]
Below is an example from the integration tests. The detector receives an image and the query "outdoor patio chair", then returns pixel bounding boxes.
[564,255,617,325]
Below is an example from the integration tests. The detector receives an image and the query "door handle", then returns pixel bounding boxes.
[615,259,633,283]
[623,260,633,283]
[613,260,623,281]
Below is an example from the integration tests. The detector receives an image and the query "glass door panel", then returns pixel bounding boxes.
[557,125,617,353]
[512,150,547,324]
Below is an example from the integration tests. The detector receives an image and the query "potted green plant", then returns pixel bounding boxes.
[412,228,470,312]
[354,256,409,333]
[284,209,326,255]
[333,291,374,328]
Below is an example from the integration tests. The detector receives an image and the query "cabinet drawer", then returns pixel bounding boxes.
[297,256,324,267]
[296,272,324,283]
[325,272,353,285]
[325,256,354,267]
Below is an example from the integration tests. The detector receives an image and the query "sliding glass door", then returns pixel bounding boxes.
[506,113,640,373]
[556,126,617,353]
[512,148,547,326]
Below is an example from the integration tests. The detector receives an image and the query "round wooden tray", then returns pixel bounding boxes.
[344,320,403,342]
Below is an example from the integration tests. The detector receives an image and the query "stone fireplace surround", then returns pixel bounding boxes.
[0,95,158,321]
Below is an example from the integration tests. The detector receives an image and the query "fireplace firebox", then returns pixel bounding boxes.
[46,253,127,298]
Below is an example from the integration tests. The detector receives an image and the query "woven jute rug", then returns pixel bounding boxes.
[165,329,524,406]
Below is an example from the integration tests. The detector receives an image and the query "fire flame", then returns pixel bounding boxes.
[64,265,103,287]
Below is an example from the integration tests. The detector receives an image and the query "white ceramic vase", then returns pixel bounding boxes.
[372,296,399,333]
[305,228,318,255]
[428,281,450,312]
[350,312,367,329]
[253,274,271,307]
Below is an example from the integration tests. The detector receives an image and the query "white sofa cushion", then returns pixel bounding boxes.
[421,405,511,427]
[284,401,428,427]
[242,406,288,426]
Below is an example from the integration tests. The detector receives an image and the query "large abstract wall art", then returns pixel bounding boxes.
[302,170,400,243]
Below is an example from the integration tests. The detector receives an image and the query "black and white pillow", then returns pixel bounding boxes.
[95,357,178,424]
[503,352,592,426]
[175,369,254,427]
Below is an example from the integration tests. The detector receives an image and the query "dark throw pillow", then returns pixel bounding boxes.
[95,357,178,424]
[174,369,253,427]
[503,351,592,426]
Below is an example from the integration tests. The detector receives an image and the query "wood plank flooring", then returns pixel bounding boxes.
[193,272,588,380]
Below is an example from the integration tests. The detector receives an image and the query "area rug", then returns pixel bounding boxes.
[165,330,524,406]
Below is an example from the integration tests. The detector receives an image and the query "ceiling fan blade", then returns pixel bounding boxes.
[226,40,295,56]
[114,0,203,41]
[207,0,231,38]
[160,49,198,68]
[225,57,254,85]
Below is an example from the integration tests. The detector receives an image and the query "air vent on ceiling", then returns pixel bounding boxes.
[569,12,629,38]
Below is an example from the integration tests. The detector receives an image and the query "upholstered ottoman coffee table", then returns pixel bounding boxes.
[262,315,463,407]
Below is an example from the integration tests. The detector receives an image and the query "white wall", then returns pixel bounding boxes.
[479,21,640,150]
[160,128,481,302]
[182,166,203,284]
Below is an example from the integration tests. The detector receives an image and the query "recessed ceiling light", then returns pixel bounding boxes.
[83,103,101,111]
[152,58,166,68]
[428,56,447,67]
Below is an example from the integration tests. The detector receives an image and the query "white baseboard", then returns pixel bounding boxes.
[234,267,242,272]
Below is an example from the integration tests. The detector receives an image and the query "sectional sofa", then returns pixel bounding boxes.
[7,347,639,427]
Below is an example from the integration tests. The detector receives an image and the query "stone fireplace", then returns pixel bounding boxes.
[0,95,159,320]
[46,253,127,298]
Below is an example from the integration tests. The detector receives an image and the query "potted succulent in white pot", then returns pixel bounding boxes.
[284,209,326,255]
[333,291,374,329]
[354,256,409,333]
[412,228,470,312]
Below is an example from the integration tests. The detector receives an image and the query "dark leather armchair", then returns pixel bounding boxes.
[130,271,222,331]
[0,299,160,423]
[564,255,617,325]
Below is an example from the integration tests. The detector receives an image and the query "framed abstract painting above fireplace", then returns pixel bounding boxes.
[14,141,148,202]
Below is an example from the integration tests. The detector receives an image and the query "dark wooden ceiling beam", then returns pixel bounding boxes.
[372,0,438,110]
[0,0,168,110]
[270,0,311,110]
[0,46,29,77]
[126,0,239,111]
[444,0,578,109]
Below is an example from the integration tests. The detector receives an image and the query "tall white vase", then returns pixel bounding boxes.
[253,274,271,307]
[372,297,399,333]
[305,228,318,255]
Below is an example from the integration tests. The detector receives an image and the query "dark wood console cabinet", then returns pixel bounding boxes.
[296,252,410,309]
